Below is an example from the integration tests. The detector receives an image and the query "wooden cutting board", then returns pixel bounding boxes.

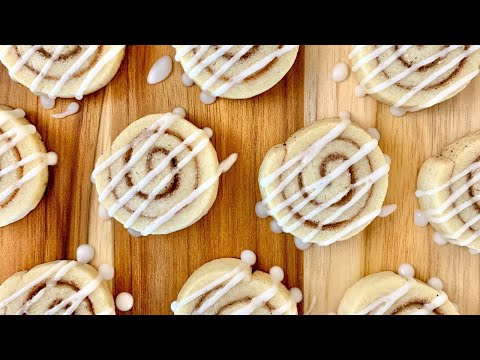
[0,45,478,315]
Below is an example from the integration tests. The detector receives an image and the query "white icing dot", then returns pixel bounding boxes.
[12,109,26,118]
[255,201,269,219]
[51,102,80,119]
[269,266,285,282]
[98,204,112,220]
[128,228,143,238]
[398,263,415,278]
[414,209,429,227]
[76,244,95,264]
[384,154,391,165]
[331,62,349,83]
[290,287,303,303]
[468,248,480,254]
[171,301,178,312]
[240,250,256,266]
[99,264,115,281]
[46,152,58,166]
[433,232,448,246]
[379,204,397,218]
[20,124,37,136]
[427,277,444,291]
[172,107,186,118]
[147,55,173,85]
[115,292,134,312]
[200,91,217,105]
[390,107,407,117]
[355,85,366,97]
[270,219,283,234]
[338,110,351,120]
[40,95,55,110]
[181,72,194,87]
[203,127,213,138]
[294,236,313,251]
[366,127,380,141]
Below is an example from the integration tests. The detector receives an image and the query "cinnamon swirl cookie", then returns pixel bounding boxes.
[0,245,115,315]
[0,106,57,227]
[258,113,391,247]
[416,130,480,254]
[0,45,125,100]
[92,112,237,236]
[171,250,302,315]
[338,264,458,315]
[173,45,299,102]
[349,45,480,116]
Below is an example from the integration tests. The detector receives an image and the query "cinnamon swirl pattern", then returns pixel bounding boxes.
[0,45,125,100]
[0,245,115,315]
[92,112,237,236]
[257,113,391,248]
[171,250,302,315]
[0,106,57,227]
[173,45,299,102]
[349,45,480,116]
[416,131,480,254]
[338,264,458,315]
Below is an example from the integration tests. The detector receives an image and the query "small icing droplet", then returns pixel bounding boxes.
[355,85,366,97]
[172,107,186,118]
[20,124,37,136]
[384,154,391,165]
[270,219,283,234]
[98,204,112,220]
[414,209,429,227]
[128,228,143,238]
[240,250,257,266]
[171,301,178,312]
[427,277,444,291]
[203,127,213,138]
[469,248,480,254]
[294,236,313,251]
[76,244,95,264]
[338,110,351,120]
[218,153,237,173]
[269,266,285,282]
[115,292,134,312]
[290,287,303,303]
[390,107,407,117]
[147,55,173,85]
[332,62,349,83]
[40,95,55,110]
[181,72,194,87]
[200,91,217,105]
[366,127,380,141]
[255,201,269,219]
[11,109,26,118]
[398,263,415,278]
[46,152,58,166]
[99,264,115,281]
[433,232,448,246]
[51,102,80,119]
[379,204,397,218]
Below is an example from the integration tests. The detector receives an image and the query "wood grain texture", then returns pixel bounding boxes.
[0,45,304,314]
[303,46,480,315]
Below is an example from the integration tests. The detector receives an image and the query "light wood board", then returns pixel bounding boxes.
[0,45,478,315]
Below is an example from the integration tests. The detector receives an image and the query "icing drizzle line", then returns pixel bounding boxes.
[91,113,237,236]
[0,109,57,204]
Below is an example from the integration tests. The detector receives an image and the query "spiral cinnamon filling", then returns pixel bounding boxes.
[14,45,104,80]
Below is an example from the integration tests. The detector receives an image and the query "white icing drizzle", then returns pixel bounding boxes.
[416,161,480,250]
[0,109,57,204]
[181,72,194,87]
[294,236,313,251]
[255,201,269,218]
[92,113,236,236]
[259,116,390,246]
[175,45,297,102]
[40,95,56,110]
[270,219,283,234]
[379,204,397,218]
[115,292,134,312]
[31,45,65,93]
[147,55,173,85]
[172,107,186,118]
[98,204,112,220]
[331,62,349,83]
[0,247,115,315]
[366,127,380,141]
[356,264,449,315]
[350,45,480,115]
[51,102,80,119]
